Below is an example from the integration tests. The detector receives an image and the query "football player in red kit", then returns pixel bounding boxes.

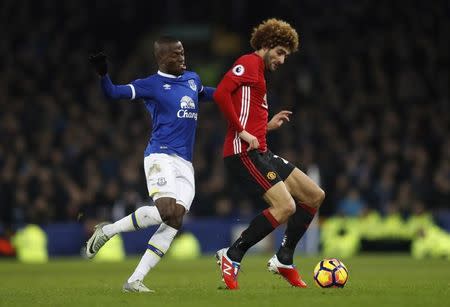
[213,18,325,290]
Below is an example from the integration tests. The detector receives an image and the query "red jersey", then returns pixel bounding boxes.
[213,53,268,157]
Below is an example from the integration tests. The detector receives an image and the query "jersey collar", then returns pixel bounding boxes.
[157,70,181,78]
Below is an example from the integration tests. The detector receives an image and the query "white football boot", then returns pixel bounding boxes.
[85,222,110,259]
[267,255,307,288]
[122,280,154,293]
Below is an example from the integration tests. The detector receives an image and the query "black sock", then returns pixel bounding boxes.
[276,203,317,265]
[227,209,279,262]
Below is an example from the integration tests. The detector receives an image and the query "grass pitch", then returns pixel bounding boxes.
[0,254,449,307]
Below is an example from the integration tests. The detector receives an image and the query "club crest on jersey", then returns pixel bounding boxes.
[188,79,197,91]
[232,64,245,76]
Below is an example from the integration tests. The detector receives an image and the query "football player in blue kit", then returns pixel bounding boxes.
[85,36,215,292]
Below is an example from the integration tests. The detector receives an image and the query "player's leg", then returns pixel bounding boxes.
[85,205,163,259]
[123,198,183,293]
[218,182,294,290]
[101,205,163,237]
[125,198,183,287]
[125,155,195,290]
[104,154,183,237]
[85,154,173,259]
[226,182,295,262]
[276,167,325,265]
[217,151,295,289]
[262,153,322,287]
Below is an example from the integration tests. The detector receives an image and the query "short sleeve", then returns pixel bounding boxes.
[225,55,260,86]
[194,73,204,94]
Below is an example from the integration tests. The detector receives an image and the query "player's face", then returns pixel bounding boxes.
[264,46,290,72]
[162,42,186,75]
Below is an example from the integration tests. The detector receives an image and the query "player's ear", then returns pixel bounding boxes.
[154,52,161,64]
[154,42,163,62]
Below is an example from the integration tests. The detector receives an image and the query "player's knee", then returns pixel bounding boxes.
[165,205,185,229]
[286,198,297,216]
[313,188,325,207]
[278,197,296,218]
[165,214,184,230]
[155,199,185,229]
[302,187,325,208]
[155,198,177,221]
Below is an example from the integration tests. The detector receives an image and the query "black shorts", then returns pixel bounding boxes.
[224,149,296,197]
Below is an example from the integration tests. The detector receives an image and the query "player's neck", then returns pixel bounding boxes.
[254,50,266,70]
[255,50,265,59]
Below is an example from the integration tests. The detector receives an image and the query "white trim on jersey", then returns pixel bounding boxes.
[242,86,251,128]
[128,84,136,100]
[157,70,181,78]
[233,132,239,154]
[233,86,251,154]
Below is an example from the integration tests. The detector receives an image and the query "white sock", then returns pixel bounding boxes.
[128,223,178,282]
[103,206,162,238]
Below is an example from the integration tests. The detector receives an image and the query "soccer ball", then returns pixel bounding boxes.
[313,258,349,288]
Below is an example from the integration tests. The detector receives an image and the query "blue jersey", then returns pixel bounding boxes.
[100,70,215,162]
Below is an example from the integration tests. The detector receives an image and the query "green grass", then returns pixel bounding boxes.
[1,254,449,307]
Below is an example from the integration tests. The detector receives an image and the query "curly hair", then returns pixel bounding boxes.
[250,18,299,53]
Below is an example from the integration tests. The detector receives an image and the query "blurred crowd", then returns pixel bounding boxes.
[0,0,448,228]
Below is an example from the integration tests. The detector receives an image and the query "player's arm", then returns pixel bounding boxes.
[198,86,216,101]
[89,52,151,100]
[213,75,259,150]
[195,73,215,101]
[267,110,292,131]
[99,75,134,100]
[213,75,243,132]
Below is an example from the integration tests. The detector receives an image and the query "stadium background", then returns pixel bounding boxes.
[0,0,449,258]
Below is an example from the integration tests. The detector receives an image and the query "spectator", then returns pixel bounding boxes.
[0,0,448,226]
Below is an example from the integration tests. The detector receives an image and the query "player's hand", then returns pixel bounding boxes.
[267,110,292,131]
[239,130,259,151]
[88,52,108,76]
